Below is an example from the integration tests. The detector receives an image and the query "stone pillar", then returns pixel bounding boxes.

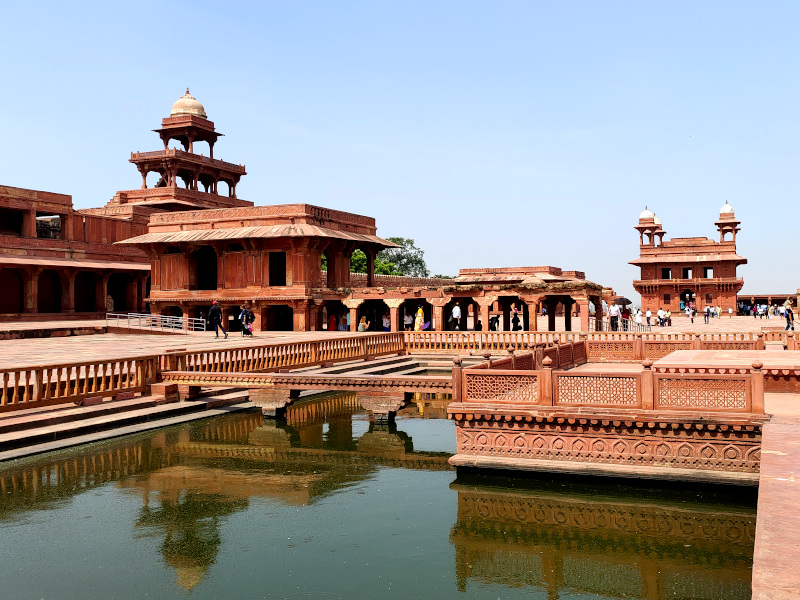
[564,299,573,331]
[63,272,76,313]
[22,210,37,239]
[385,298,404,332]
[429,298,448,332]
[546,298,557,331]
[24,268,40,313]
[366,249,375,287]
[501,302,510,332]
[96,274,110,313]
[641,359,654,410]
[343,298,363,332]
[577,299,590,332]
[311,300,325,331]
[292,301,310,332]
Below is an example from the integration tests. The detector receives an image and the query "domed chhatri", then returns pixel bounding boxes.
[653,215,662,227]
[720,201,735,215]
[638,207,654,221]
[170,88,207,119]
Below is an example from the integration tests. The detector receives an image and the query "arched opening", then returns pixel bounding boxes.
[0,269,24,313]
[74,271,98,312]
[263,305,294,331]
[681,289,694,311]
[145,171,166,189]
[324,300,347,331]
[37,270,62,313]
[399,300,431,331]
[359,300,389,332]
[218,180,230,197]
[190,246,218,291]
[107,273,131,313]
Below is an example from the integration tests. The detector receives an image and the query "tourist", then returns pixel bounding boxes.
[208,301,227,339]
[382,313,390,332]
[635,310,643,328]
[475,319,483,331]
[608,304,620,331]
[704,305,710,324]
[450,303,461,330]
[729,307,733,318]
[785,304,795,331]
[414,307,425,331]
[403,310,413,331]
[339,312,348,331]
[686,305,693,323]
[328,312,337,332]
[239,305,252,336]
[645,308,651,326]
[357,316,370,332]
[489,315,499,331]
[768,305,774,319]
[511,310,521,331]
[665,309,672,327]
[656,307,665,327]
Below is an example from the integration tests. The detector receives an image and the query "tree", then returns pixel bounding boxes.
[349,249,402,275]
[377,237,430,277]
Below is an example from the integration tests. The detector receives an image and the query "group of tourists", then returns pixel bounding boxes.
[328,312,351,331]
[207,301,256,339]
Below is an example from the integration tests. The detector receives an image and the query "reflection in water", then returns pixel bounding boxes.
[450,477,756,599]
[0,391,756,599]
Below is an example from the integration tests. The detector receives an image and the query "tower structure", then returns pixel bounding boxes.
[630,204,747,313]
[108,89,252,212]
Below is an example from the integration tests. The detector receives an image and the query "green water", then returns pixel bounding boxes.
[0,394,755,599]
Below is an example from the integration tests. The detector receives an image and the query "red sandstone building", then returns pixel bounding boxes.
[2,90,605,331]
[0,185,150,318]
[631,204,746,313]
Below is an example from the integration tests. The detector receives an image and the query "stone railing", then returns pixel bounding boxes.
[130,149,246,173]
[453,357,765,415]
[0,357,159,411]
[161,333,406,373]
[405,331,796,359]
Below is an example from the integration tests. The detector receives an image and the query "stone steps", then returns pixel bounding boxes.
[0,389,254,461]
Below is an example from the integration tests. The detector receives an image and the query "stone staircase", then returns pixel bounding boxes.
[0,388,254,461]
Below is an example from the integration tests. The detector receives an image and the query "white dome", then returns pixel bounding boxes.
[638,207,654,220]
[170,88,207,119]
[720,201,735,215]
[653,215,662,226]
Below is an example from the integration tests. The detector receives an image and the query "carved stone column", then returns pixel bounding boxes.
[430,297,449,332]
[343,297,364,332]
[384,298,404,332]
[475,296,497,332]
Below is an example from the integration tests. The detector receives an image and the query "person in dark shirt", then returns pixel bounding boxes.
[208,301,227,339]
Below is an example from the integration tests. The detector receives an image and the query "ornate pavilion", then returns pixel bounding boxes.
[630,203,747,313]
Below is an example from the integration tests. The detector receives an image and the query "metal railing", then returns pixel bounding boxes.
[106,313,207,334]
[589,317,651,333]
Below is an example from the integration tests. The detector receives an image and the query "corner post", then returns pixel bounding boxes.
[641,358,654,410]
[541,356,554,406]
[751,360,765,414]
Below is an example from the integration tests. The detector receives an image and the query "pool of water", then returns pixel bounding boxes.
[0,392,756,599]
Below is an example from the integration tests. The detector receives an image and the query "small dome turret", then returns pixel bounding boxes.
[720,201,735,216]
[170,88,207,119]
[638,207,655,221]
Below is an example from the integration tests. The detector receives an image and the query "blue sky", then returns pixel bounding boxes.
[1,1,798,299]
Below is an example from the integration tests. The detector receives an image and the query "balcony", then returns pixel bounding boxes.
[633,277,744,287]
[130,149,246,174]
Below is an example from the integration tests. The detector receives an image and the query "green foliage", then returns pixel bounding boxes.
[432,273,455,279]
[377,237,430,277]
[349,249,402,275]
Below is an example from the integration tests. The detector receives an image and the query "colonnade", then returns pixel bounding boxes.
[0,267,149,315]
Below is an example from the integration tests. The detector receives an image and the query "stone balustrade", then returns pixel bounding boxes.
[0,356,158,411]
